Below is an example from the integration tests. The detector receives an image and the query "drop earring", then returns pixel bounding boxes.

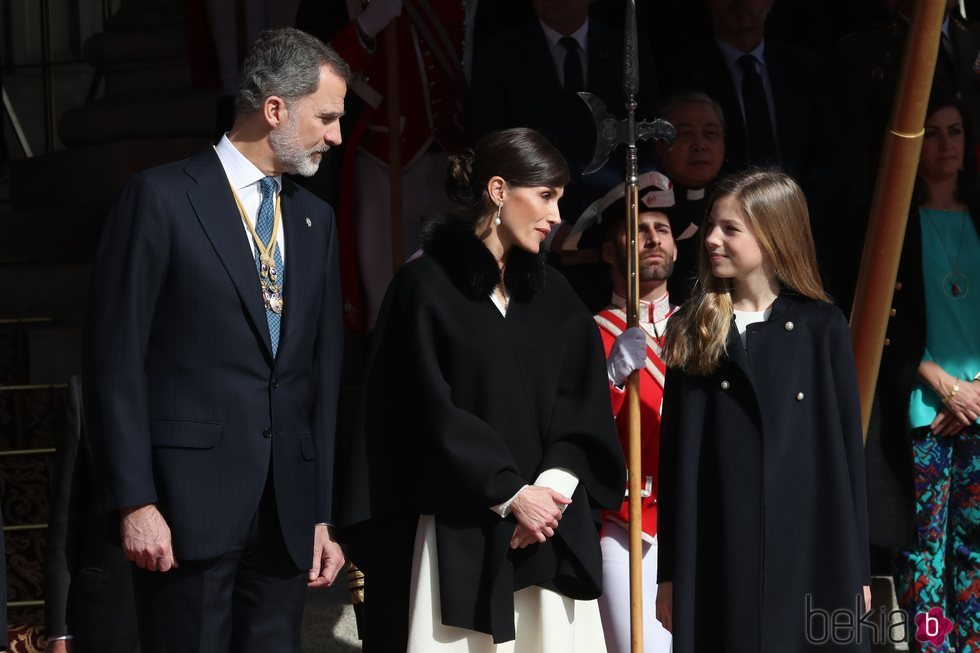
[494,202,502,226]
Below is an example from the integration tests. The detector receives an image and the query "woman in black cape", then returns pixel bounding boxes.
[341,127,626,652]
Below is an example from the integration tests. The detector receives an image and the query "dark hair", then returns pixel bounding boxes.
[236,27,353,114]
[915,89,979,204]
[599,197,677,243]
[445,128,570,221]
[659,89,726,133]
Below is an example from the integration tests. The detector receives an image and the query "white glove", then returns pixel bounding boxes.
[356,0,403,40]
[607,327,647,387]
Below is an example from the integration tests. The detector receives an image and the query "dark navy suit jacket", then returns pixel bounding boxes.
[82,147,343,569]
[664,39,842,241]
[469,20,660,219]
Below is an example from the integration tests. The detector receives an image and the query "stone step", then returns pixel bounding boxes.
[59,94,214,149]
[83,17,185,69]
[0,317,82,387]
[27,324,83,386]
[102,60,198,98]
[0,383,66,451]
[10,137,209,209]
[0,262,91,320]
[0,208,102,263]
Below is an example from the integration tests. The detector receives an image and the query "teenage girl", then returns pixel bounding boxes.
[654,169,871,652]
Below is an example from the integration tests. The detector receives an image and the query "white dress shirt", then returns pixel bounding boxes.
[214,134,286,263]
[717,38,779,151]
[539,18,589,89]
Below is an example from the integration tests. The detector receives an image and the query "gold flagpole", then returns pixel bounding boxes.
[850,0,946,440]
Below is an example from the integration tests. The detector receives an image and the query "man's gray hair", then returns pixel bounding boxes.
[236,27,353,114]
[659,90,726,133]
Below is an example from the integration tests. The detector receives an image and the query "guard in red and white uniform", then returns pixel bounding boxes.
[574,171,681,653]
[329,0,468,330]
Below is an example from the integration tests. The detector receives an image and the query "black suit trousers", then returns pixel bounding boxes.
[132,472,307,653]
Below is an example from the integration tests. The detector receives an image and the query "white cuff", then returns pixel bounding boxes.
[534,467,579,512]
[490,468,580,518]
[491,484,529,517]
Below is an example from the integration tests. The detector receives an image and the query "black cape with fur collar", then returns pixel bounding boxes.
[339,215,625,648]
[420,213,546,302]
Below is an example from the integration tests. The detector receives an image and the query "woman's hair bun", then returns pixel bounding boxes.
[446,148,477,206]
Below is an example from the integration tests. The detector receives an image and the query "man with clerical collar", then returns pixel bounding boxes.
[82,28,349,652]
[656,90,727,303]
[567,170,680,653]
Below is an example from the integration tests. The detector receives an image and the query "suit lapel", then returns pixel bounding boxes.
[185,150,274,360]
[764,45,793,167]
[705,43,746,164]
[278,182,313,366]
[528,23,563,96]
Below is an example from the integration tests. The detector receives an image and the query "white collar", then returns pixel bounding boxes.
[214,134,282,193]
[717,37,766,68]
[539,17,589,52]
[610,291,674,326]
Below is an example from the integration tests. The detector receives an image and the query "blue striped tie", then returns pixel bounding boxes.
[256,177,284,356]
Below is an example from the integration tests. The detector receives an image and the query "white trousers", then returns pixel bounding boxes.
[407,515,608,653]
[598,522,673,653]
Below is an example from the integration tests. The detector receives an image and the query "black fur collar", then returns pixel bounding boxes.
[421,214,546,302]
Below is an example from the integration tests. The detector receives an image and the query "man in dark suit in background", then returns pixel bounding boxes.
[82,28,349,653]
[44,377,138,653]
[1,503,5,651]
[469,0,659,311]
[662,0,841,241]
[469,0,659,222]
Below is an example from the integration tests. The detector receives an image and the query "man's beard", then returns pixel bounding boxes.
[269,116,326,177]
[614,247,674,282]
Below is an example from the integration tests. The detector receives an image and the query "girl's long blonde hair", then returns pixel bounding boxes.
[663,170,830,375]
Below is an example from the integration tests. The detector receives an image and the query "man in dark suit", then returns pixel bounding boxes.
[1,503,5,651]
[469,0,659,221]
[82,28,349,653]
[44,377,138,653]
[662,0,841,236]
[469,0,659,311]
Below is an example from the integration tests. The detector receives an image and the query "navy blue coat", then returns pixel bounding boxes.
[658,295,871,653]
[82,148,343,569]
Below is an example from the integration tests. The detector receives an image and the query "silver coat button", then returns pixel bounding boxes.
[796,392,805,401]
[784,321,795,331]
[720,380,731,390]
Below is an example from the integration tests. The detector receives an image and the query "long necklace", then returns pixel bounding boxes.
[229,186,285,314]
[923,208,970,300]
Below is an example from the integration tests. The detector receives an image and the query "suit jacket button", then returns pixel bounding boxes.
[263,428,272,439]
[884,338,892,346]
[889,308,897,317]
[784,321,794,331]
[272,378,280,389]
[895,282,903,291]
[720,380,730,390]
[796,392,805,401]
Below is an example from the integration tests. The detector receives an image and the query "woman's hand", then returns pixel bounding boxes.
[941,378,980,428]
[918,362,980,433]
[509,485,571,544]
[510,524,539,549]
[863,585,872,614]
[655,581,673,633]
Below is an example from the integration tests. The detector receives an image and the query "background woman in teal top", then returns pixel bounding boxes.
[870,92,980,653]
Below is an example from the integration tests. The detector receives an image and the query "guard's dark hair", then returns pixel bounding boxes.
[445,128,570,222]
[236,27,352,114]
